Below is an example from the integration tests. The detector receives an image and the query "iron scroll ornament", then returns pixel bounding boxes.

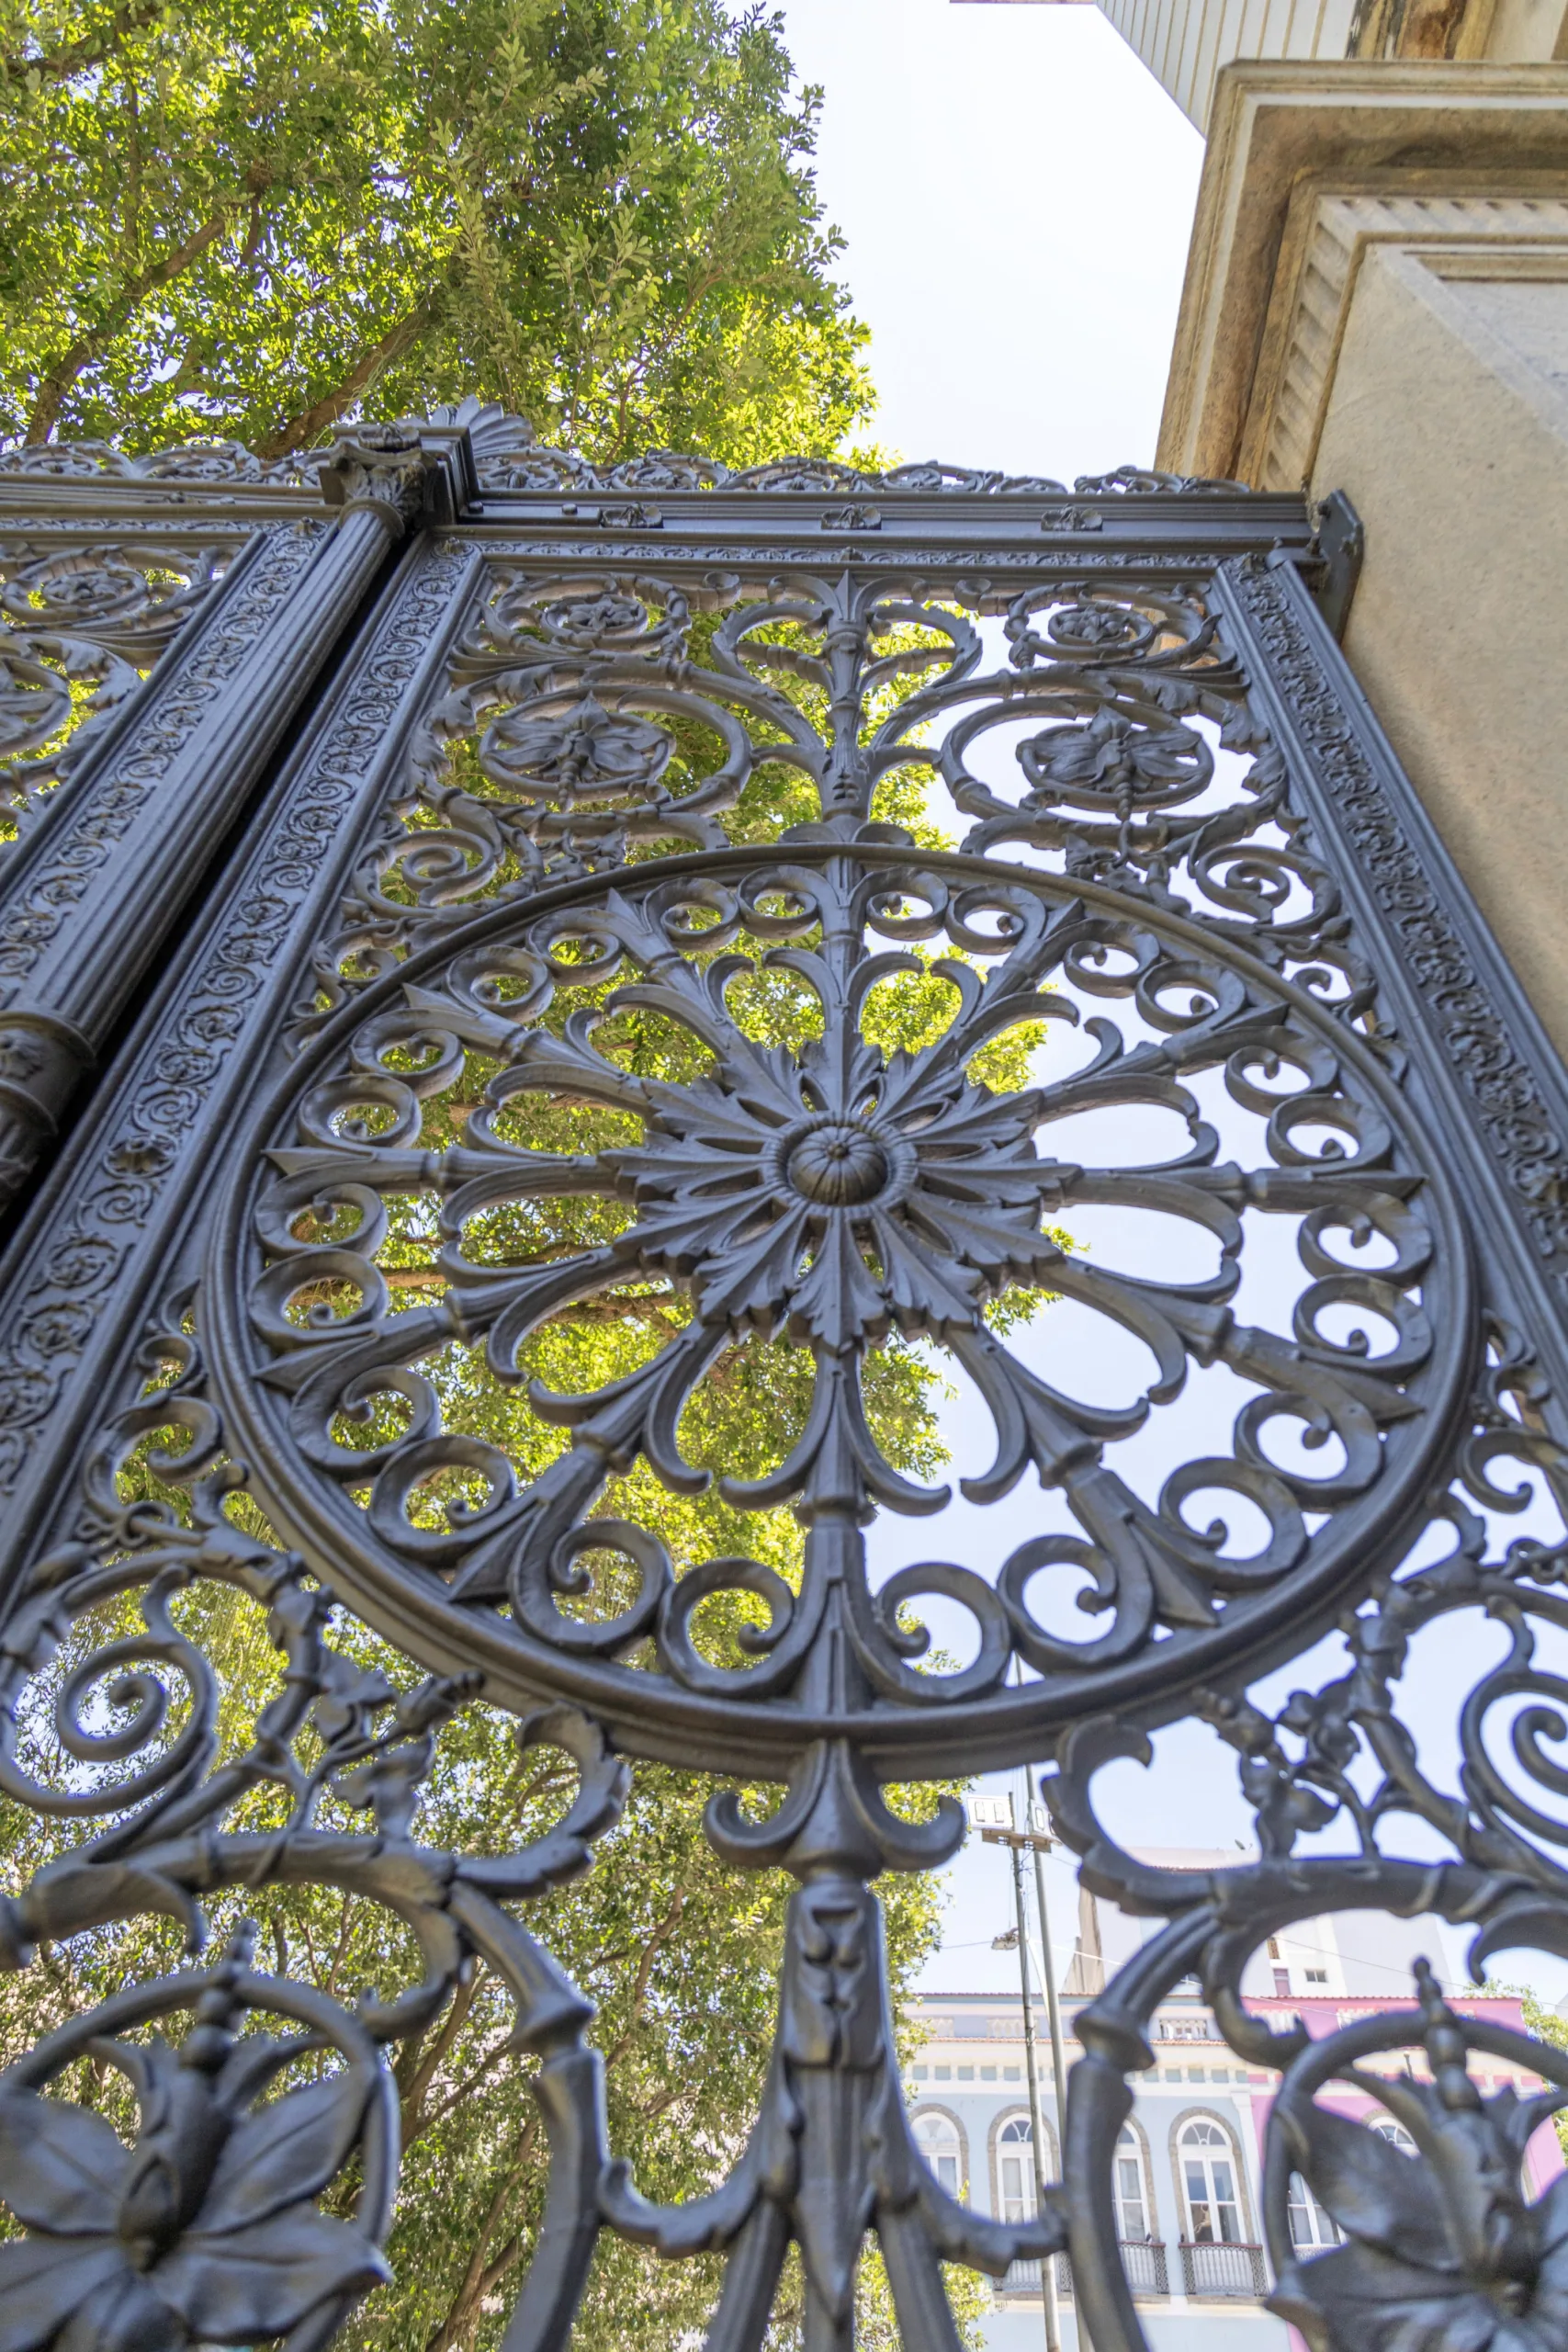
[207,834,1472,1779]
[6,431,1568,2352]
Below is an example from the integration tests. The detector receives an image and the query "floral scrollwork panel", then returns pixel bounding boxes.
[1039,1304,1568,2348]
[0,1340,627,2351]
[309,565,1377,1039]
[212,831,1469,1778]
[5,445,1568,2352]
[0,538,237,846]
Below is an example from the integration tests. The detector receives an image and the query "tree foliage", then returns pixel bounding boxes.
[0,0,874,458]
[1504,1984,1568,2166]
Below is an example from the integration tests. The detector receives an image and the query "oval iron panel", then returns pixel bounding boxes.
[209,838,1471,1780]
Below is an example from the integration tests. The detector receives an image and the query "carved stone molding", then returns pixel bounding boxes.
[1242,187,1568,489]
[1157,62,1568,480]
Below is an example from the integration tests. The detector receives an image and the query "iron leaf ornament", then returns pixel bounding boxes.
[2,418,1568,2352]
[0,1928,395,2352]
[1266,1963,1568,2352]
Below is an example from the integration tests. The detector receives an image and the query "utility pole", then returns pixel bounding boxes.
[1030,1807,1073,2154]
[976,1790,1090,2352]
[1005,1826,1061,2352]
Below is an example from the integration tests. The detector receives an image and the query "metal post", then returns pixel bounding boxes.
[0,427,461,1217]
[1030,1808,1090,2352]
[1023,1809,1070,2180]
[1011,1833,1061,2352]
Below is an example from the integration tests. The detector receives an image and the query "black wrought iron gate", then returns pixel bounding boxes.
[4,408,1568,2352]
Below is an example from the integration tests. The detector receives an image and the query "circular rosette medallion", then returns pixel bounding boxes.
[209,845,1471,1779]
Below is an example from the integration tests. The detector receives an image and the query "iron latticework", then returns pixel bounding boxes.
[1,402,1566,2352]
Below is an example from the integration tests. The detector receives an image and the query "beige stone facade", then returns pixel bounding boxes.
[1156,61,1568,1056]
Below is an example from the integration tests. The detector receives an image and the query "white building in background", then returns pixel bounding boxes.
[904,1854,1563,2350]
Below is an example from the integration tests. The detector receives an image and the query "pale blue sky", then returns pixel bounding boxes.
[768,0,1204,477]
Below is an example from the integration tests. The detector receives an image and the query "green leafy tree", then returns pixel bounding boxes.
[0,0,873,458]
[1506,1984,1568,2165]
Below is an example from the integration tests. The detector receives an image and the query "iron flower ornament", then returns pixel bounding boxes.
[1268,1964,1568,2352]
[0,1932,394,2352]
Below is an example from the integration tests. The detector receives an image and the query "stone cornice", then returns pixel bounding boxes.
[1156,58,1568,480]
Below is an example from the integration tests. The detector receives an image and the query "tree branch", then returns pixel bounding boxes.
[25,203,243,442]
[323,1892,356,1998]
[396,1964,482,2143]
[257,297,437,457]
[414,2029,525,2140]
[419,1893,691,2352]
[637,2082,694,2122]
[509,1758,575,1816]
[2,0,167,86]
[422,2118,541,2352]
[599,1886,686,2071]
[381,1263,682,1329]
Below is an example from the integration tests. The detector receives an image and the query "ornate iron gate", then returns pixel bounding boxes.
[2,408,1566,2352]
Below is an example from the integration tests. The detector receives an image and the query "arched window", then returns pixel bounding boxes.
[998,2115,1037,2222]
[1114,2124,1150,2242]
[914,2109,963,2196]
[1370,2117,1417,2154]
[1179,2120,1242,2245]
[1287,2174,1341,2250]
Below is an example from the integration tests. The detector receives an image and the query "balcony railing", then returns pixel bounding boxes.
[1000,2256,1071,2297]
[1121,2239,1170,2297]
[1000,2243,1170,2299]
[1178,2240,1269,2298]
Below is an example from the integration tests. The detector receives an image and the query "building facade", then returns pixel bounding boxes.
[905,1979,1564,2349]
[1155,60,1568,1073]
[964,0,1568,1084]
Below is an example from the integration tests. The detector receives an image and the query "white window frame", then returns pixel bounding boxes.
[990,2108,1059,2224]
[1176,2116,1247,2245]
[911,2105,967,2199]
[1113,2121,1155,2244]
[1286,2171,1341,2250]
